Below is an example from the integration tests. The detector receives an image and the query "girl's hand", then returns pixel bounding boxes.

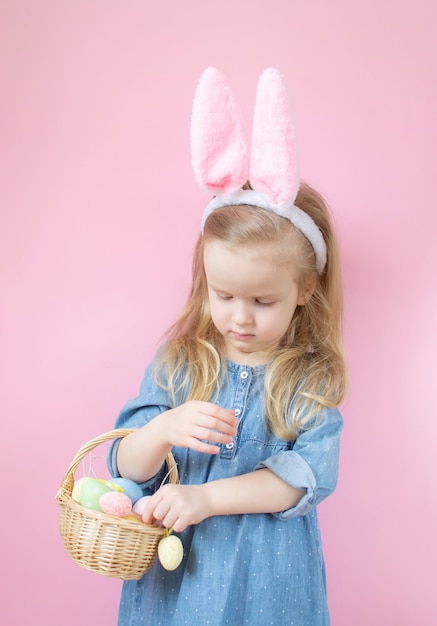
[116,401,237,483]
[142,483,211,532]
[161,401,238,455]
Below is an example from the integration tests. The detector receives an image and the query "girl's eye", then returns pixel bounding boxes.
[217,293,232,301]
[255,300,274,307]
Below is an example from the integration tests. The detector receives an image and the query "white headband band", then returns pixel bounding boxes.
[191,67,327,274]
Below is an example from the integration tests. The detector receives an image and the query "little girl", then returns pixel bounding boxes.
[108,68,347,625]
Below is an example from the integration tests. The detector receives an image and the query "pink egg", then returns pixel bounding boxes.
[99,491,132,518]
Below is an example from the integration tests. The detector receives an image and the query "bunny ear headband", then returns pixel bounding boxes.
[191,67,327,274]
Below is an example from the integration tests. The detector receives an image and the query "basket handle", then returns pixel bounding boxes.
[58,428,179,495]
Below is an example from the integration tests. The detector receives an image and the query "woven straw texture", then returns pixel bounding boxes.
[56,428,178,580]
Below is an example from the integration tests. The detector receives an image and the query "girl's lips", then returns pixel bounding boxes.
[232,331,255,340]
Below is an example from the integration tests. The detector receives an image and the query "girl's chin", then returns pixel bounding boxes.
[225,343,271,366]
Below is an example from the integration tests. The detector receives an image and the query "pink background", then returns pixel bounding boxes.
[1,1,436,624]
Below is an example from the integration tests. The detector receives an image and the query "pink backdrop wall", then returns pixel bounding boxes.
[1,1,436,624]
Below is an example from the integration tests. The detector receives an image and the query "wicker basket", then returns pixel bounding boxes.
[56,428,179,580]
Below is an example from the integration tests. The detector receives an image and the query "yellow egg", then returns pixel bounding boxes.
[158,535,183,571]
[125,514,143,523]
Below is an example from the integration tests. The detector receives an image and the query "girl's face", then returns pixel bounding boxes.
[203,239,306,365]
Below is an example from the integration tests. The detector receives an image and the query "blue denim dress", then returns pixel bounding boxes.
[108,359,343,626]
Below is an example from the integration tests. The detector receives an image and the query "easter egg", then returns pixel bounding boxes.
[72,477,92,503]
[124,513,143,523]
[96,478,124,492]
[99,491,132,518]
[79,478,113,511]
[132,495,152,516]
[109,477,144,504]
[158,535,183,571]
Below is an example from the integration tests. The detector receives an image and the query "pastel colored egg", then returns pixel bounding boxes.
[124,513,144,523]
[79,479,113,511]
[109,477,144,504]
[72,477,92,503]
[132,495,152,516]
[158,535,184,571]
[96,478,124,492]
[99,491,132,518]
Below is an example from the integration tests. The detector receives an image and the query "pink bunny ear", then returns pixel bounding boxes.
[250,68,299,206]
[191,67,249,194]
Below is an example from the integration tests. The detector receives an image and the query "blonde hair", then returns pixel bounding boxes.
[156,181,347,440]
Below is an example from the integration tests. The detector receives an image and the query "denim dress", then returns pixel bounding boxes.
[108,359,343,626]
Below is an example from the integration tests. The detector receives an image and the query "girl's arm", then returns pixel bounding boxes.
[206,469,305,515]
[141,469,305,532]
[140,407,343,532]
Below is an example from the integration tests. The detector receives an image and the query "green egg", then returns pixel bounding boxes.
[79,478,112,511]
[72,476,92,503]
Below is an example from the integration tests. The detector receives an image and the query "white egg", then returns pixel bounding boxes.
[132,495,152,516]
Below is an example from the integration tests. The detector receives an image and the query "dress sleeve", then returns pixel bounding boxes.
[255,407,344,519]
[106,361,173,487]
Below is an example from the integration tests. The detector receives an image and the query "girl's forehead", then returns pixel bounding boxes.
[203,238,295,268]
[203,239,298,291]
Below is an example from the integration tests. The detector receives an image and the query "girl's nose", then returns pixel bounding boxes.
[232,301,252,326]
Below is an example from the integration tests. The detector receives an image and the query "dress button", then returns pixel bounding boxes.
[240,371,248,379]
[225,442,234,450]
[234,409,241,416]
